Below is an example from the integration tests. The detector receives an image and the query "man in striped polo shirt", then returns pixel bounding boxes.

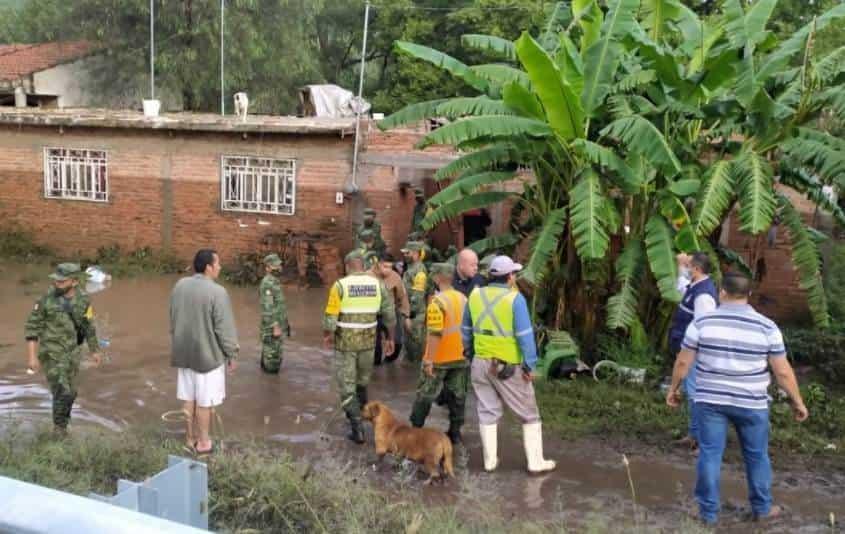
[666,272,808,525]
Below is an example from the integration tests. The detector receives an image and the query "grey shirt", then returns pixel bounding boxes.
[170,274,239,373]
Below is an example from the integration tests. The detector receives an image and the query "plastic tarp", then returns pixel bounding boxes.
[302,84,370,118]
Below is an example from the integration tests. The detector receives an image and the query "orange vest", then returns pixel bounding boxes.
[426,288,466,364]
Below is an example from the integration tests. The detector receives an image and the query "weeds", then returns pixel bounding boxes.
[0,227,54,261]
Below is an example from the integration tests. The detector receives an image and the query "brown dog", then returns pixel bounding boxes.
[361,401,454,481]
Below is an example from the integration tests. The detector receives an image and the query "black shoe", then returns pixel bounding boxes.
[447,427,463,445]
[356,386,368,409]
[434,388,451,407]
[347,419,365,444]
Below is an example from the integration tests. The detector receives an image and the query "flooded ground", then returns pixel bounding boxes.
[0,262,841,532]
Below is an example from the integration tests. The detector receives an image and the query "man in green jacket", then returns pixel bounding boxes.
[25,263,102,433]
[260,253,289,374]
[170,249,240,454]
[402,241,428,363]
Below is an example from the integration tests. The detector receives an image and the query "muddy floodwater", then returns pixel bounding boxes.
[0,263,841,532]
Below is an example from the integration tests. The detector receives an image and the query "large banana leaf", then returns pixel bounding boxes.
[515,33,584,140]
[571,139,640,193]
[606,239,646,331]
[435,97,516,120]
[778,194,830,328]
[640,0,684,42]
[692,159,736,238]
[572,0,602,51]
[461,34,516,62]
[379,99,448,130]
[434,143,526,180]
[781,128,845,183]
[421,191,515,231]
[600,115,682,177]
[581,0,640,116]
[780,166,845,227]
[813,45,845,85]
[428,171,516,207]
[521,207,568,285]
[395,41,489,94]
[569,170,610,260]
[724,0,777,48]
[734,149,776,235]
[556,33,584,97]
[715,246,754,279]
[417,116,552,149]
[645,215,681,303]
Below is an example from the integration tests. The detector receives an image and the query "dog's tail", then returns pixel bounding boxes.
[441,437,455,478]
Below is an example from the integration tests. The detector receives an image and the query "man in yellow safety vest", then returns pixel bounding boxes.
[461,255,556,474]
[323,251,395,443]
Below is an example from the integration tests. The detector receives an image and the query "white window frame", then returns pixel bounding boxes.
[220,155,296,216]
[43,147,109,202]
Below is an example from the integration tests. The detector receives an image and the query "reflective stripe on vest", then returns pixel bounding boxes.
[338,274,381,316]
[467,286,520,364]
[430,289,466,364]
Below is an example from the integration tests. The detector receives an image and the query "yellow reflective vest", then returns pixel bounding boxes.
[467,286,520,364]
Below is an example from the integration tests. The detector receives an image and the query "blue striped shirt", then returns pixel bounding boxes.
[682,303,786,410]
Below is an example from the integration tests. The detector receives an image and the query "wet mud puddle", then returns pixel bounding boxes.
[0,266,841,532]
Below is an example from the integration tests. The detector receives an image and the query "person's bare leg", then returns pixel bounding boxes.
[183,401,196,448]
[195,406,213,452]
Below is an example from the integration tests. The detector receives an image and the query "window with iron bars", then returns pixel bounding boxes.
[43,148,108,202]
[221,156,296,215]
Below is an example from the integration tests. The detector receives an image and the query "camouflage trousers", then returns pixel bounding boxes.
[40,351,81,429]
[334,349,374,419]
[409,360,469,430]
[404,319,426,363]
[260,335,284,373]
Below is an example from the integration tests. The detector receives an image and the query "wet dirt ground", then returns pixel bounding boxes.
[0,262,841,532]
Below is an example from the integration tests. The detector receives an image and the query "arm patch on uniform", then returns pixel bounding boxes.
[324,285,341,316]
[412,271,427,292]
[85,305,95,320]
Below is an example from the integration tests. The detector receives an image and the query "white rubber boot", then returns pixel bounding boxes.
[479,423,499,472]
[523,422,556,474]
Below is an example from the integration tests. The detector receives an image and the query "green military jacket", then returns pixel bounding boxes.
[323,272,395,352]
[412,205,426,232]
[260,273,288,335]
[354,221,386,253]
[403,261,429,320]
[25,287,99,357]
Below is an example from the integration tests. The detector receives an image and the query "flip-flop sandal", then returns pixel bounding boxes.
[195,442,216,456]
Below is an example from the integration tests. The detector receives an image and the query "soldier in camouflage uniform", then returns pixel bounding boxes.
[411,189,426,233]
[323,251,395,443]
[356,229,379,270]
[401,241,428,363]
[355,208,386,255]
[260,254,289,374]
[24,263,102,432]
[409,263,469,444]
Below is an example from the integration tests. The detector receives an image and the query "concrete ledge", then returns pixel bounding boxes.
[0,107,356,136]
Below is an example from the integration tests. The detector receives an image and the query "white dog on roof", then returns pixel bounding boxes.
[234,92,249,121]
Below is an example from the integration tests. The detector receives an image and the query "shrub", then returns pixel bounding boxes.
[783,326,845,385]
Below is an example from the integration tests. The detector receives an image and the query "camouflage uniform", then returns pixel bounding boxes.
[324,252,395,442]
[402,242,429,363]
[411,360,469,430]
[260,254,288,373]
[411,189,426,232]
[24,264,99,429]
[354,209,386,255]
[356,229,379,270]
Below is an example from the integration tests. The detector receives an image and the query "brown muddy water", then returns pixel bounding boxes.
[0,262,841,532]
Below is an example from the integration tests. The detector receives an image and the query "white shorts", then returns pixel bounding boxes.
[177,365,226,408]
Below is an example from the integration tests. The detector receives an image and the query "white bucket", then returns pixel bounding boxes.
[142,99,161,118]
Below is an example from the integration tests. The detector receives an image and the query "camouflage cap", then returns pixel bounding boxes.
[401,241,424,252]
[414,188,425,199]
[359,228,375,241]
[429,262,455,277]
[264,253,282,268]
[49,263,82,281]
[345,250,365,263]
[363,208,377,217]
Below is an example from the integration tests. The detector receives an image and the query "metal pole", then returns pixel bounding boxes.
[150,0,155,99]
[220,0,225,115]
[349,1,370,193]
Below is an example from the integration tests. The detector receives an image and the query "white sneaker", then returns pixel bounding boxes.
[479,423,499,472]
[523,422,556,474]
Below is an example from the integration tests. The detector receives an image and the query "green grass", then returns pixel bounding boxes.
[536,379,845,467]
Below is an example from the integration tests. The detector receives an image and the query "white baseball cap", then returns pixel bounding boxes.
[489,255,523,276]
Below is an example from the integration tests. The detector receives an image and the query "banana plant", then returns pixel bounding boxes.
[380,0,844,346]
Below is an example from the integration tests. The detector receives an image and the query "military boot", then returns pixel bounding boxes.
[347,417,365,444]
[356,385,368,409]
[447,423,463,445]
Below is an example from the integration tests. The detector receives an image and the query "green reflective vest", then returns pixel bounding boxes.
[467,286,520,364]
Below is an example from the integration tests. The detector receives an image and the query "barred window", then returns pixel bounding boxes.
[221,156,296,215]
[43,148,108,202]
